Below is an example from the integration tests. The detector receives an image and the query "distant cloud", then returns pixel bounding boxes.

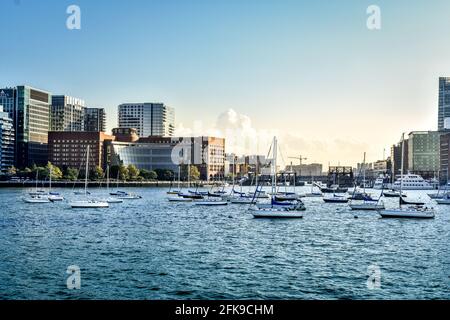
[175,109,371,166]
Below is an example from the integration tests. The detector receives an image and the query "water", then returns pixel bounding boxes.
[0,187,449,299]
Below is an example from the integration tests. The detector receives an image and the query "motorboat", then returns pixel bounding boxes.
[382,190,406,198]
[349,201,385,210]
[48,194,64,202]
[116,193,142,200]
[106,197,124,203]
[400,197,425,206]
[168,196,193,202]
[391,174,434,190]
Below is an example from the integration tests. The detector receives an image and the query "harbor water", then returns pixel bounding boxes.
[0,187,449,299]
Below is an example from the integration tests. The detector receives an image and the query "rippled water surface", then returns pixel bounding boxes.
[0,187,449,299]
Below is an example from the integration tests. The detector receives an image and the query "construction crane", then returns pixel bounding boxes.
[288,155,308,166]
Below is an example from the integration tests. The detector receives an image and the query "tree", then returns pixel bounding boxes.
[7,166,17,176]
[90,166,104,181]
[155,169,174,181]
[189,166,200,181]
[119,165,129,181]
[64,168,79,181]
[139,169,157,180]
[46,162,63,180]
[127,164,140,180]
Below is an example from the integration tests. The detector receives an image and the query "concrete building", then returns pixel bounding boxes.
[48,131,115,170]
[51,95,86,132]
[407,131,441,178]
[0,105,15,173]
[286,163,323,176]
[118,103,174,137]
[373,159,391,176]
[84,108,106,132]
[106,131,224,180]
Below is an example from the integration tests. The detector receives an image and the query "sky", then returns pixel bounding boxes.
[2,0,450,168]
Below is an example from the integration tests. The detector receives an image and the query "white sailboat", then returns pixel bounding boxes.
[250,137,305,218]
[69,146,109,208]
[378,134,434,219]
[47,166,64,201]
[349,152,384,210]
[305,176,323,197]
[23,170,50,203]
[105,165,123,203]
[167,166,182,195]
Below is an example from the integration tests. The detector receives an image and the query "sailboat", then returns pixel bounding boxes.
[378,133,434,219]
[47,166,64,201]
[69,146,109,208]
[167,166,182,195]
[105,165,123,203]
[349,152,384,210]
[23,170,51,203]
[250,137,305,218]
[305,176,323,197]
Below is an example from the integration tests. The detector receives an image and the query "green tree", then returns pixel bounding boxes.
[127,164,140,180]
[46,162,63,180]
[89,166,104,181]
[189,166,200,181]
[119,165,129,181]
[64,168,79,181]
[139,169,157,180]
[155,169,174,181]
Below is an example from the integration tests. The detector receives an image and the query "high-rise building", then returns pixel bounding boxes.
[0,105,15,173]
[118,103,174,137]
[51,95,86,131]
[391,139,409,177]
[84,108,106,132]
[438,77,450,131]
[407,131,441,178]
[0,88,16,121]
[11,86,51,168]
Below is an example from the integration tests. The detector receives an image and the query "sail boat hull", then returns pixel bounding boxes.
[70,201,109,208]
[349,203,384,210]
[378,209,434,219]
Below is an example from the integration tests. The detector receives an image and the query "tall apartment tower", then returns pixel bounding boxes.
[0,86,51,167]
[16,86,51,167]
[118,103,174,137]
[0,105,15,173]
[438,77,450,131]
[51,95,86,131]
[84,108,106,132]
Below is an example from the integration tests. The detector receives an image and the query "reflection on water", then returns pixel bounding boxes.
[0,187,449,299]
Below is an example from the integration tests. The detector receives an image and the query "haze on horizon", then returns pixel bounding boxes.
[2,0,450,168]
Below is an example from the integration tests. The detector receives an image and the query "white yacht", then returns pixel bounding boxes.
[391,174,434,190]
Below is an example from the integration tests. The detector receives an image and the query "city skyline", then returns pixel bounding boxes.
[3,0,450,166]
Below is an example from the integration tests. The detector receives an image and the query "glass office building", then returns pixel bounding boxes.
[407,131,441,178]
[85,108,106,132]
[16,85,51,167]
[0,105,15,173]
[438,77,450,131]
[51,95,86,132]
[118,103,174,137]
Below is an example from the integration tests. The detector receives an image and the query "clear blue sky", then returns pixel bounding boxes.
[2,0,450,165]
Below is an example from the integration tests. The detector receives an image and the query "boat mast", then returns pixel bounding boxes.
[363,152,366,194]
[49,165,52,192]
[85,145,89,196]
[272,137,277,199]
[400,133,404,208]
[178,165,181,190]
[106,165,110,192]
